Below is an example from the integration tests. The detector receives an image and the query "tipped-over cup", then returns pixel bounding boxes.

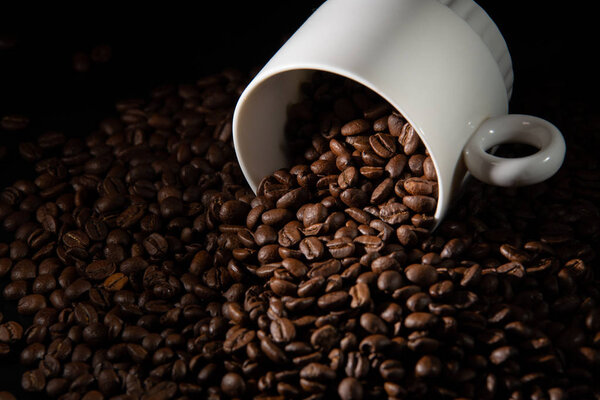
[232,0,566,227]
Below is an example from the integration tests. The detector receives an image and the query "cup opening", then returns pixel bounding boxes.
[234,67,446,229]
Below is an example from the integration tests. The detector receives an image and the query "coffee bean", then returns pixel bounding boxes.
[3,67,592,400]
[387,113,404,136]
[220,372,246,397]
[341,119,370,136]
[415,355,442,378]
[297,276,325,298]
[262,208,294,226]
[311,324,338,350]
[399,123,421,155]
[404,312,439,330]
[17,294,47,315]
[369,133,397,158]
[0,321,23,343]
[282,258,308,278]
[403,195,437,213]
[380,202,410,225]
[408,154,426,175]
[300,237,325,260]
[10,259,36,280]
[300,362,336,380]
[276,187,310,210]
[499,244,532,263]
[21,369,46,392]
[308,260,341,281]
[31,274,56,294]
[85,259,116,280]
[143,233,168,258]
[4,280,28,300]
[270,278,297,296]
[103,273,128,291]
[63,230,90,248]
[340,189,368,208]
[326,237,355,258]
[317,290,349,310]
[490,345,518,365]
[270,318,296,343]
[1,115,29,131]
[338,377,364,400]
[423,156,437,180]
[405,264,438,286]
[260,335,288,363]
[338,167,358,189]
[377,270,403,292]
[65,278,92,300]
[349,282,371,309]
[370,256,399,274]
[360,313,388,334]
[254,224,277,246]
[0,258,11,278]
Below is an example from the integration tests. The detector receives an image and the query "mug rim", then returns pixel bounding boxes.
[233,64,447,224]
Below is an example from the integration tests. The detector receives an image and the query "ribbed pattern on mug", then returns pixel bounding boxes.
[437,0,514,99]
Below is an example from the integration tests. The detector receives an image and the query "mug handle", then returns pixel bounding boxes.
[463,114,566,186]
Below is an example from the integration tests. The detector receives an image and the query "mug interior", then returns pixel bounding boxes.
[233,67,446,227]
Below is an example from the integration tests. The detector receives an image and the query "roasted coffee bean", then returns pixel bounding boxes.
[143,233,168,258]
[279,258,307,279]
[300,237,325,260]
[399,123,421,155]
[65,278,92,300]
[270,318,296,343]
[262,208,294,226]
[10,259,36,280]
[1,67,592,400]
[17,294,47,315]
[341,119,370,136]
[405,264,438,286]
[369,133,397,158]
[221,372,246,397]
[377,270,403,292]
[4,280,28,300]
[0,321,23,343]
[260,335,288,364]
[349,282,371,308]
[300,362,336,381]
[404,312,439,330]
[63,230,90,248]
[403,195,437,213]
[103,273,128,291]
[311,324,338,351]
[338,377,364,400]
[423,157,437,180]
[408,154,426,175]
[340,189,368,208]
[2,114,30,131]
[415,355,442,378]
[0,258,11,278]
[317,290,349,309]
[489,346,518,365]
[21,369,46,392]
[360,313,388,334]
[85,259,116,280]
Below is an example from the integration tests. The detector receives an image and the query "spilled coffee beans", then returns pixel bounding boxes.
[0,69,598,400]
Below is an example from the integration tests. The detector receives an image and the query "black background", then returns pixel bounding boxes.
[0,1,599,396]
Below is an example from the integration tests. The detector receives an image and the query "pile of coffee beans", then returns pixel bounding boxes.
[0,313,23,355]
[0,68,599,400]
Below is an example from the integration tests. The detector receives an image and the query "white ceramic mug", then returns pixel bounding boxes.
[232,0,566,224]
